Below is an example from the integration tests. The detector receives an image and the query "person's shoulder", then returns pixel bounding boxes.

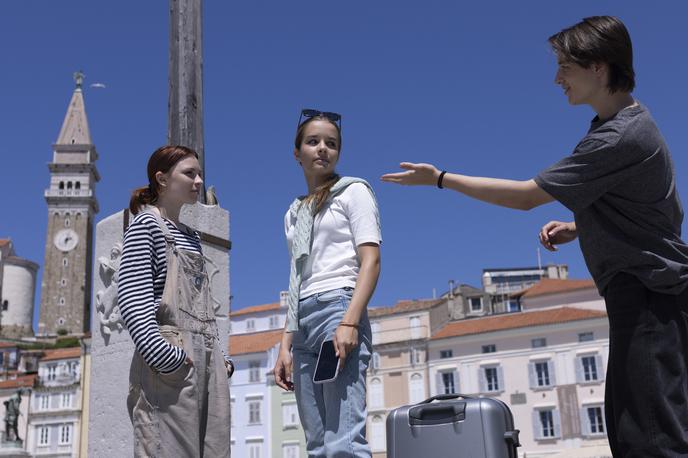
[126,211,163,237]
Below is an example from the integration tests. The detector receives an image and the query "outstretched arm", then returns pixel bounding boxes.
[381,162,555,211]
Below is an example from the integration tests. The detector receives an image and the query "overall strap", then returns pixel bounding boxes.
[141,207,177,248]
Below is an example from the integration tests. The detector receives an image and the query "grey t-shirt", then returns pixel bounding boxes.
[535,103,688,295]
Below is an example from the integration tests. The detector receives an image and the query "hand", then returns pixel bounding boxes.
[381,162,441,186]
[224,359,235,378]
[274,346,294,391]
[333,324,359,369]
[539,220,577,251]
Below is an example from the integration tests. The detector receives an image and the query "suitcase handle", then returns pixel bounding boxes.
[408,402,466,425]
[420,393,474,404]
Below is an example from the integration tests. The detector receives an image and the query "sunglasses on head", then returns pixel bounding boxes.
[298,108,342,130]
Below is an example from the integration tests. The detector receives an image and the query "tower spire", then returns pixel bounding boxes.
[56,71,91,145]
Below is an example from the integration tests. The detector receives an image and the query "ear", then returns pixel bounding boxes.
[155,171,167,188]
[294,148,302,165]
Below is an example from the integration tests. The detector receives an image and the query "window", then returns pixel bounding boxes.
[369,378,384,409]
[47,365,57,381]
[576,354,602,383]
[410,347,422,365]
[59,424,72,445]
[371,415,385,451]
[67,182,73,190]
[533,409,561,440]
[38,395,49,411]
[482,344,496,354]
[437,371,457,395]
[248,401,261,424]
[529,360,555,388]
[410,316,422,339]
[62,258,68,267]
[371,352,380,370]
[248,442,262,458]
[480,365,503,393]
[75,182,81,190]
[64,218,70,227]
[269,316,279,329]
[469,297,483,312]
[582,405,606,436]
[61,278,67,286]
[507,299,520,312]
[68,361,79,378]
[531,338,547,348]
[246,319,255,331]
[409,373,425,404]
[439,349,453,359]
[59,297,65,306]
[1,300,7,311]
[283,443,300,458]
[578,332,594,342]
[38,426,49,446]
[249,361,261,382]
[282,402,298,427]
[59,181,65,190]
[61,392,72,408]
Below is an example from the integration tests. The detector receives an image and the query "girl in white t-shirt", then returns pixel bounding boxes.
[274,109,382,457]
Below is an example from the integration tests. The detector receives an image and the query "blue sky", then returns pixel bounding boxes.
[2,1,688,322]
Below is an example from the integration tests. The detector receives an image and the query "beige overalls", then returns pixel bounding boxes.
[127,210,230,457]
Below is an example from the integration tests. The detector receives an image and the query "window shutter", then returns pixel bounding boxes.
[479,367,487,393]
[532,410,543,440]
[575,356,584,383]
[580,407,590,436]
[435,371,443,395]
[553,409,562,438]
[594,354,604,381]
[528,362,537,389]
[452,369,459,394]
[548,360,556,386]
[497,366,504,391]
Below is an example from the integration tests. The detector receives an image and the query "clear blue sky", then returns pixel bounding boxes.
[2,2,688,321]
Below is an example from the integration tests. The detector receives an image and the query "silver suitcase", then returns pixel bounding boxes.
[386,394,520,458]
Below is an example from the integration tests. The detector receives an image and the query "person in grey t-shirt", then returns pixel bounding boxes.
[382,16,688,457]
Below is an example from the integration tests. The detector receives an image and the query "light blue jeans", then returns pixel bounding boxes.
[292,287,373,458]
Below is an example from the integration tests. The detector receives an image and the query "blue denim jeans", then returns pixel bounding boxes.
[292,287,373,458]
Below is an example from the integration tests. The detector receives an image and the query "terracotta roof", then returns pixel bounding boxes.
[369,299,443,318]
[230,302,282,317]
[512,278,596,299]
[431,307,606,340]
[0,374,36,390]
[0,240,10,247]
[0,342,18,349]
[40,347,81,362]
[229,330,283,355]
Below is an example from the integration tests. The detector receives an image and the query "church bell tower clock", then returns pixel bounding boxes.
[38,72,100,336]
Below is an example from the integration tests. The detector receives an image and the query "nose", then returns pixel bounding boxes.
[195,175,204,186]
[554,69,563,85]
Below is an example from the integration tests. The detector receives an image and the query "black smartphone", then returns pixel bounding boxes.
[313,340,340,384]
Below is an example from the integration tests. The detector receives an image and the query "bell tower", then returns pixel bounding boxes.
[38,72,100,336]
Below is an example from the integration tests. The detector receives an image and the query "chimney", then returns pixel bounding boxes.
[279,291,289,308]
[448,280,455,298]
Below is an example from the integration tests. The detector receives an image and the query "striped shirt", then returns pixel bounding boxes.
[118,212,202,373]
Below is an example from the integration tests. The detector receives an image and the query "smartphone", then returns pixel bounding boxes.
[313,340,340,384]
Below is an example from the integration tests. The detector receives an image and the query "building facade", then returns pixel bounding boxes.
[0,240,38,339]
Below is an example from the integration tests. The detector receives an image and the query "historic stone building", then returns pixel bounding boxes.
[0,239,38,338]
[38,75,99,336]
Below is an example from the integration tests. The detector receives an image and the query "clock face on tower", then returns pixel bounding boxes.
[54,229,79,252]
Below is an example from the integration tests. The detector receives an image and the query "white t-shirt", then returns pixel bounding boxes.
[285,182,382,298]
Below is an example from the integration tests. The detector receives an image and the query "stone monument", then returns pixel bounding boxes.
[87,0,231,455]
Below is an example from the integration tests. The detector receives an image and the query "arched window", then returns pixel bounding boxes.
[67,182,73,189]
[59,182,65,190]
[369,377,384,409]
[2,300,8,311]
[75,182,81,190]
[371,416,385,451]
[409,373,425,404]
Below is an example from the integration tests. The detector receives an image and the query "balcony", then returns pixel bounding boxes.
[372,325,428,346]
[37,373,80,387]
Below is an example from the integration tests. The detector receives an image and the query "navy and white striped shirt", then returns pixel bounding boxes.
[118,212,202,373]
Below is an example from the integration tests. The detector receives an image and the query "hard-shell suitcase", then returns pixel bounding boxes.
[386,394,520,458]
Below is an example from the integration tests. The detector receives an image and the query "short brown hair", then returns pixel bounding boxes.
[549,16,635,93]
